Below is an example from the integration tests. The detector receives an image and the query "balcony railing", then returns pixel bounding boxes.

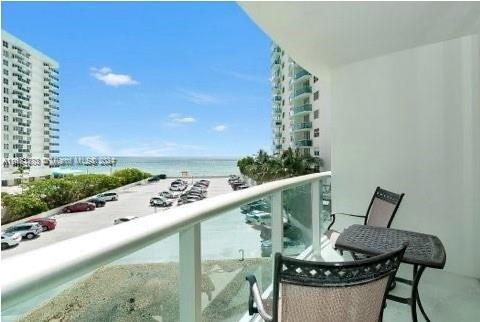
[293,69,310,80]
[294,139,313,147]
[272,95,282,102]
[1,172,332,322]
[291,104,312,116]
[292,122,312,131]
[290,86,312,99]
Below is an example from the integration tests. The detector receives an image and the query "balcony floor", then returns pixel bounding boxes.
[317,238,480,322]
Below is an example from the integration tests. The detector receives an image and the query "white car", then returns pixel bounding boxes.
[97,192,118,201]
[245,210,271,225]
[3,223,42,240]
[1,232,22,250]
[114,216,138,225]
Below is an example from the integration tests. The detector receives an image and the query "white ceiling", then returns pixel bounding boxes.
[240,2,480,73]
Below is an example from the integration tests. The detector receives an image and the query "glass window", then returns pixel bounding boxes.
[2,40,8,48]
[314,76,318,83]
[314,110,319,119]
[3,97,8,103]
[314,128,319,137]
[314,91,319,100]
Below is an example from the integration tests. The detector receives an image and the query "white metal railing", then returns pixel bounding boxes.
[1,171,331,321]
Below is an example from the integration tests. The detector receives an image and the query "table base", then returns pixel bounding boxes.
[387,264,430,322]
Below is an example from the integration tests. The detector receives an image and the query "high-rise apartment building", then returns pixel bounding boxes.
[271,43,330,167]
[1,31,60,186]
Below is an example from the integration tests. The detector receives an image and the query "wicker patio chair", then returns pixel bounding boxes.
[326,187,405,248]
[246,244,407,322]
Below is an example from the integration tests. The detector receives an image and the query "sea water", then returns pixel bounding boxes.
[58,156,240,177]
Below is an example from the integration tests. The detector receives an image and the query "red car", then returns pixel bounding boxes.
[27,217,57,231]
[63,202,96,213]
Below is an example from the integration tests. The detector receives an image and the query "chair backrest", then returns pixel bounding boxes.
[364,187,404,228]
[271,245,407,322]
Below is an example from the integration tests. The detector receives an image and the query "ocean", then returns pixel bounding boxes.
[57,157,240,177]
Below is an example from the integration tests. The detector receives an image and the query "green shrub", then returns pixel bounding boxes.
[1,194,48,224]
[2,168,150,224]
[112,168,151,185]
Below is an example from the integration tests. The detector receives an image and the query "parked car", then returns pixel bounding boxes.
[150,196,173,207]
[114,216,138,225]
[240,200,271,214]
[245,210,271,225]
[3,223,42,240]
[170,181,188,192]
[159,191,178,199]
[97,192,118,201]
[198,179,210,186]
[1,232,22,250]
[63,202,96,213]
[26,217,57,231]
[87,197,106,207]
[147,174,166,182]
[228,175,240,184]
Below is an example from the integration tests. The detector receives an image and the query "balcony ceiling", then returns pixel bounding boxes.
[240,2,480,72]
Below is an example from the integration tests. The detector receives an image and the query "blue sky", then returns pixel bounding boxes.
[2,2,271,158]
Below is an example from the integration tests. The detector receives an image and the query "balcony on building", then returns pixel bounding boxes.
[291,121,312,131]
[289,85,312,100]
[290,103,312,116]
[293,139,313,147]
[271,58,281,71]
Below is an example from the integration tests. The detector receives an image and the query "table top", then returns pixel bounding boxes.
[335,224,446,269]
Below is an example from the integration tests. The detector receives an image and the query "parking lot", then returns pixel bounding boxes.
[2,177,232,258]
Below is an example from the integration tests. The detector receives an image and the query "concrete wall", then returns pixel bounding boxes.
[331,35,480,278]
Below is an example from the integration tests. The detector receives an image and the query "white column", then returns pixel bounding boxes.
[179,223,201,322]
[271,191,283,257]
[311,180,322,256]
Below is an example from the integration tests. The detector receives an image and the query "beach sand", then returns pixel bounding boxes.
[18,258,271,322]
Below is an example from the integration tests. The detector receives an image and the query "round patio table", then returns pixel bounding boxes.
[335,224,446,322]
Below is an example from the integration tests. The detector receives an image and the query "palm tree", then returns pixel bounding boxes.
[237,149,324,183]
[13,165,29,192]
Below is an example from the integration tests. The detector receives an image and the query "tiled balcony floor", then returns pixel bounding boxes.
[318,238,480,322]
[385,265,480,322]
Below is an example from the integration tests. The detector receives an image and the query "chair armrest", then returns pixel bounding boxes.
[246,274,272,321]
[327,213,366,230]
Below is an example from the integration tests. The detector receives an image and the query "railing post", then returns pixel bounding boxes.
[179,223,201,322]
[311,179,323,257]
[271,191,283,258]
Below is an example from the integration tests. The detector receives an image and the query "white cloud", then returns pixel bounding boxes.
[178,89,219,105]
[77,135,111,155]
[214,69,267,84]
[90,67,138,87]
[77,135,204,156]
[175,117,196,123]
[166,113,197,126]
[212,124,227,132]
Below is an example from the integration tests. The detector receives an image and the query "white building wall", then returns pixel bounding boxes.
[330,35,480,278]
[271,45,331,170]
[1,31,59,185]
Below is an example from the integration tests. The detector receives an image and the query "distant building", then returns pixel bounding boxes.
[1,30,60,186]
[270,43,330,167]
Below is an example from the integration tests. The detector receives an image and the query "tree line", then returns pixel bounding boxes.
[1,168,151,224]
